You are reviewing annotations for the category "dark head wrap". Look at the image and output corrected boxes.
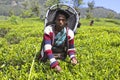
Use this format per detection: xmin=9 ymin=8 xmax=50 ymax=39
xmin=54 ymin=10 xmax=70 ymax=20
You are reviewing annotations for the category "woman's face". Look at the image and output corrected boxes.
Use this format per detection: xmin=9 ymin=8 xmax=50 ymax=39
xmin=55 ymin=14 xmax=67 ymax=28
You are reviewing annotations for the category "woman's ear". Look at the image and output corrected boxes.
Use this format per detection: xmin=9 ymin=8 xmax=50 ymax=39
xmin=65 ymin=22 xmax=67 ymax=26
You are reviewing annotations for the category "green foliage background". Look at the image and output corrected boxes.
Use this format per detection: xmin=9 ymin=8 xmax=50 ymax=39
xmin=0 ymin=17 xmax=120 ymax=80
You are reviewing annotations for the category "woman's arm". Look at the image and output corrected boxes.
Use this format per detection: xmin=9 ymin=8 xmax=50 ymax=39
xmin=44 ymin=26 xmax=59 ymax=68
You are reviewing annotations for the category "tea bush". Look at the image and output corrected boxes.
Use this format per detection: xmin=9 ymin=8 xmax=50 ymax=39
xmin=0 ymin=18 xmax=120 ymax=80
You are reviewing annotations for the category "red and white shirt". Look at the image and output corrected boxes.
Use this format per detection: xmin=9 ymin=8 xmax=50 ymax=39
xmin=44 ymin=25 xmax=76 ymax=68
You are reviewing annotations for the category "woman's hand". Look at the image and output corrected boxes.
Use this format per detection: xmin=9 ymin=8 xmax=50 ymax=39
xmin=71 ymin=57 xmax=77 ymax=65
xmin=55 ymin=65 xmax=62 ymax=72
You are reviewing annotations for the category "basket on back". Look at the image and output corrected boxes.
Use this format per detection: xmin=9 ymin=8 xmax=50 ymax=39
xmin=45 ymin=3 xmax=79 ymax=32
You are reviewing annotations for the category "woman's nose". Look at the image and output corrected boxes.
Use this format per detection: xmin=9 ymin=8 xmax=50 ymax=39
xmin=59 ymin=20 xmax=63 ymax=23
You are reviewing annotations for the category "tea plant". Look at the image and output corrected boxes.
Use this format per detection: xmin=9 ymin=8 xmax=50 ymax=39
xmin=0 ymin=18 xmax=120 ymax=80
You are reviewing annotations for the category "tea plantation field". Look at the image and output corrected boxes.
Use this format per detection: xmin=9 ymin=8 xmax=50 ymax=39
xmin=0 ymin=17 xmax=120 ymax=80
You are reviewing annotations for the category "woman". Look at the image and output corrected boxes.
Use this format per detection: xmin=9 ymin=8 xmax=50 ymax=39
xmin=41 ymin=10 xmax=77 ymax=72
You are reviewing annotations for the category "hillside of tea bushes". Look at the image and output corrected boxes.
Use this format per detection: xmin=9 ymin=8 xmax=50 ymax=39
xmin=0 ymin=17 xmax=120 ymax=80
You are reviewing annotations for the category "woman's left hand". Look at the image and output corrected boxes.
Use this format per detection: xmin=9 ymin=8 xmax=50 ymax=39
xmin=71 ymin=57 xmax=77 ymax=65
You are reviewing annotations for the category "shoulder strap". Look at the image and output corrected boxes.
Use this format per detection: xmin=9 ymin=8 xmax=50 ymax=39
xmin=66 ymin=27 xmax=69 ymax=51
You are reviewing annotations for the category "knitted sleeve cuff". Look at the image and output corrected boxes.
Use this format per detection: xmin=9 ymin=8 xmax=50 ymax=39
xmin=70 ymin=54 xmax=75 ymax=59
xmin=50 ymin=61 xmax=59 ymax=68
xmin=69 ymin=52 xmax=75 ymax=59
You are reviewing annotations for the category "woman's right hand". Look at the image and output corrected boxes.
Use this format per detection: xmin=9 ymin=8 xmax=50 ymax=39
xmin=55 ymin=65 xmax=62 ymax=72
